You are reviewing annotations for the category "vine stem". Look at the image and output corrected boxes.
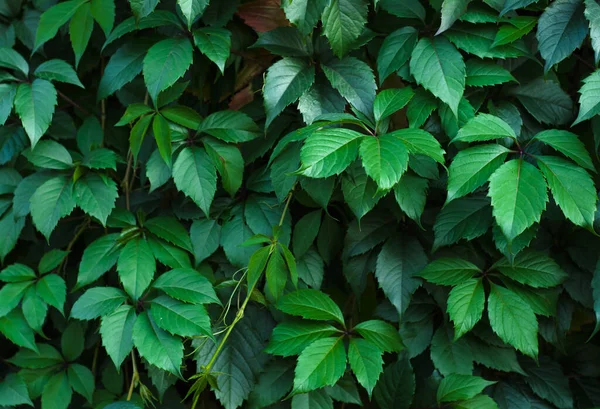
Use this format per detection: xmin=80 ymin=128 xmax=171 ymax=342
xmin=127 ymin=351 xmax=139 ymax=401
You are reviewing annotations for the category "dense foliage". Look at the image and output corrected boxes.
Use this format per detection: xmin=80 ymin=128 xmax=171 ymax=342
xmin=1 ymin=0 xmax=600 ymax=408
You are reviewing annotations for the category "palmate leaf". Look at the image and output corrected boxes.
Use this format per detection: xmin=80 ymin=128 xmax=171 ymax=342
xmin=143 ymin=37 xmax=193 ymax=102
xmin=292 ymin=336 xmax=347 ymax=394
xmin=321 ymin=0 xmax=368 ymax=58
xmin=488 ymin=159 xmax=548 ymax=243
xmin=410 ymin=37 xmax=465 ymax=116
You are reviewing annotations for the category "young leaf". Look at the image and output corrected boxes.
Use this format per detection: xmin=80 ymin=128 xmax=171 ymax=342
xmin=292 ymin=336 xmax=347 ymax=394
xmin=488 ymin=159 xmax=548 ymax=243
xmin=276 ymin=289 xmax=345 ymax=325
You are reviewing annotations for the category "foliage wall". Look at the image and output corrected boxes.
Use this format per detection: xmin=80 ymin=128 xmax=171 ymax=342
xmin=1 ymin=0 xmax=600 ymax=408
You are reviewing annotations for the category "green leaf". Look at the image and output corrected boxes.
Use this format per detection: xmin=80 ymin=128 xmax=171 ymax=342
xmin=495 ymin=250 xmax=567 ymax=288
xmin=0 ymin=47 xmax=29 ymax=77
xmin=152 ymin=114 xmax=172 ymax=167
xmin=0 ymin=84 xmax=16 ymax=127
xmin=281 ymin=0 xmax=328 ymax=35
xmin=251 ymin=26 xmax=310 ymax=57
xmin=410 ymin=37 xmax=465 ymax=116
xmin=493 ymin=16 xmax=537 ymax=47
xmin=488 ymin=283 xmax=538 ymax=358
xmin=419 ymin=257 xmax=481 ymax=286
xmin=353 ymin=320 xmax=403 ymax=352
xmin=23 ymin=140 xmax=73 ymax=169
xmin=322 ymin=57 xmax=376 ymax=120
xmin=277 ymin=289 xmax=345 ymax=325
xmin=373 ymin=357 xmax=415 ymax=409
xmin=266 ymin=247 xmax=288 ymax=299
xmin=373 ymin=88 xmax=415 ymax=123
xmin=98 ymin=41 xmax=149 ymax=100
xmin=148 ymin=236 xmax=192 ymax=269
xmin=0 ymin=280 xmax=31 ymax=317
xmin=161 ymin=105 xmax=202 ymax=129
xmin=0 ymin=212 xmax=26 ymax=264
xmin=522 ymin=357 xmax=573 ymax=409
xmin=190 ymin=219 xmax=220 ymax=265
xmin=145 ymin=216 xmax=193 ymax=252
xmin=347 ymin=338 xmax=383 ymax=397
xmin=82 ymin=148 xmax=117 ymax=170
xmin=444 ymin=24 xmax=530 ymax=59
xmin=100 ymin=305 xmax=136 ymax=368
xmin=69 ymin=3 xmax=93 ymax=67
xmin=38 ymin=251 xmax=68 ymax=275
xmin=14 ymin=79 xmax=57 ymax=148
xmin=150 ymin=295 xmax=212 ymax=338
xmin=437 ymin=374 xmax=495 ymax=403
xmin=74 ymin=173 xmax=118 ymax=226
xmin=132 ymin=311 xmax=183 ymax=376
xmin=574 ymin=69 xmax=600 ymax=125
xmin=67 ymin=364 xmax=94 ymax=403
xmin=130 ymin=0 xmax=159 ymax=20
xmin=41 ymin=371 xmax=72 ymax=409
xmin=453 ymin=113 xmax=516 ymax=143
xmin=90 ymin=0 xmax=115 ymax=35
xmin=585 ymin=0 xmax=600 ymax=65
xmin=172 ymin=147 xmax=217 ymax=217
xmin=152 ymin=268 xmax=220 ymax=305
xmin=117 ymin=237 xmax=156 ymax=301
xmin=291 ymin=390 xmax=333 ymax=409
xmin=387 ymin=128 xmax=445 ymax=164
xmin=438 ymin=0 xmax=473 ymax=34
xmin=509 ymin=78 xmax=574 ymax=125
xmin=264 ymin=57 xmax=315 ymax=128
xmin=22 ymin=287 xmax=47 ymax=332
xmin=0 ymin=373 xmax=33 ymax=406
xmin=0 ymin=263 xmax=36 ymax=283
xmin=359 ymin=133 xmax=409 ymax=190
xmin=465 ymin=59 xmax=517 ymax=87
xmin=146 ymin=149 xmax=171 ymax=192
xmin=321 ymin=0 xmax=368 ymax=58
xmin=292 ymin=336 xmax=346 ymax=394
xmin=406 ymin=89 xmax=438 ymax=129
xmin=394 ymin=173 xmax=428 ymax=227
xmin=36 ymin=274 xmax=66 ymax=315
xmin=297 ymin=78 xmax=347 ymax=125
xmin=300 ymin=128 xmax=363 ymax=178
xmin=532 ymin=129 xmax=595 ymax=171
xmin=378 ymin=0 xmax=425 ymax=20
xmin=198 ymin=110 xmax=260 ymax=143
xmin=30 ymin=175 xmax=75 ymax=241
xmin=71 ymin=287 xmax=127 ymax=320
xmin=178 ymin=0 xmax=208 ymax=28
xmin=488 ymin=159 xmax=548 ymax=243
xmin=266 ymin=321 xmax=339 ymax=357
xmin=377 ymin=27 xmax=418 ymax=84
xmin=447 ymin=144 xmax=511 ymax=203
xmin=2 ymin=311 xmax=39 ymax=354
xmin=193 ymin=27 xmax=231 ymax=73
xmin=76 ymin=233 xmax=120 ymax=289
xmin=341 ymin=163 xmax=386 ymax=220
xmin=434 ymin=195 xmax=492 ymax=250
xmin=501 ymin=0 xmax=538 ymax=15
xmin=375 ymin=236 xmax=427 ymax=319
xmin=447 ymin=278 xmax=485 ymax=340
xmin=33 ymin=59 xmax=83 ymax=88
xmin=33 ymin=0 xmax=88 ymax=52
xmin=536 ymin=0 xmax=588 ymax=72
xmin=143 ymin=37 xmax=193 ymax=102
xmin=293 ymin=210 xmax=322 ymax=259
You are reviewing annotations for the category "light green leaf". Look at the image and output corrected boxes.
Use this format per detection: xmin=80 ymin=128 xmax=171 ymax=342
xmin=198 ymin=110 xmax=260 ymax=143
xmin=0 ymin=280 xmax=32 ymax=317
xmin=129 ymin=0 xmax=159 ymax=20
xmin=76 ymin=233 xmax=120 ymax=289
xmin=292 ymin=336 xmax=346 ymax=394
xmin=74 ymin=173 xmax=118 ymax=226
xmin=172 ymin=146 xmax=217 ymax=217
xmin=152 ymin=114 xmax=171 ymax=167
xmin=322 ymin=56 xmax=376 ymax=120
xmin=193 ymin=27 xmax=231 ymax=73
xmin=321 ymin=0 xmax=368 ymax=58
xmin=453 ymin=113 xmax=516 ymax=143
xmin=419 ymin=257 xmax=480 ymax=286
xmin=536 ymin=0 xmax=588 ymax=72
xmin=161 ymin=105 xmax=202 ymax=129
xmin=71 ymin=287 xmax=127 ymax=320
xmin=152 ymin=268 xmax=220 ymax=305
xmin=488 ymin=283 xmax=538 ymax=357
xmin=36 ymin=274 xmax=66 ymax=315
xmin=33 ymin=59 xmax=83 ymax=87
xmin=23 ymin=140 xmax=73 ymax=169
xmin=147 ymin=236 xmax=192 ymax=269
xmin=0 ymin=373 xmax=33 ymax=407
xmin=488 ymin=159 xmax=548 ymax=243
xmin=90 ymin=0 xmax=115 ymax=35
xmin=353 ymin=320 xmax=403 ymax=353
xmin=30 ymin=175 xmax=75 ymax=241
xmin=264 ymin=58 xmax=315 ymax=128
xmin=277 ymin=289 xmax=345 ymax=325
xmin=0 ymin=47 xmax=29 ymax=76
xmin=33 ymin=0 xmax=88 ymax=52
xmin=41 ymin=371 xmax=72 ymax=409
xmin=448 ymin=278 xmax=485 ymax=340
xmin=82 ymin=148 xmax=117 ymax=170
xmin=373 ymin=88 xmax=415 ymax=123
xmin=532 ymin=129 xmax=595 ymax=171
xmin=387 ymin=128 xmax=445 ymax=164
xmin=0 ymin=263 xmax=36 ymax=283
xmin=375 ymin=236 xmax=427 ymax=319
xmin=300 ymin=128 xmax=363 ymax=178
xmin=574 ymin=69 xmax=600 ymax=125
xmin=437 ymin=374 xmax=495 ymax=403
xmin=447 ymin=144 xmax=511 ymax=203
xmin=438 ymin=0 xmax=472 ymax=34
xmin=377 ymin=27 xmax=418 ymax=85
xmin=359 ymin=133 xmax=409 ymax=190
xmin=393 ymin=173 xmax=428 ymax=227
xmin=132 ymin=311 xmax=183 ymax=376
xmin=266 ymin=321 xmax=339 ymax=357
xmin=117 ymin=238 xmax=156 ymax=301
xmin=444 ymin=24 xmax=530 ymax=59
xmin=0 ymin=310 xmax=38 ymax=351
xmin=145 ymin=216 xmax=192 ymax=252
xmin=410 ymin=37 xmax=465 ymax=116
xmin=22 ymin=287 xmax=48 ymax=332
xmin=100 ymin=305 xmax=136 ymax=368
xmin=494 ymin=250 xmax=568 ymax=288
xmin=14 ymin=79 xmax=57 ymax=148
xmin=493 ymin=16 xmax=537 ymax=47
xmin=281 ymin=0 xmax=328 ymax=35
xmin=433 ymin=195 xmax=492 ymax=250
xmin=150 ymin=295 xmax=212 ymax=338
xmin=585 ymin=0 xmax=600 ymax=65
xmin=348 ymin=338 xmax=383 ymax=397
xmin=178 ymin=0 xmax=208 ymax=28
xmin=69 ymin=3 xmax=93 ymax=67
xmin=465 ymin=59 xmax=517 ymax=87
xmin=0 ymin=84 xmax=16 ymax=126
xmin=143 ymin=37 xmax=193 ymax=102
